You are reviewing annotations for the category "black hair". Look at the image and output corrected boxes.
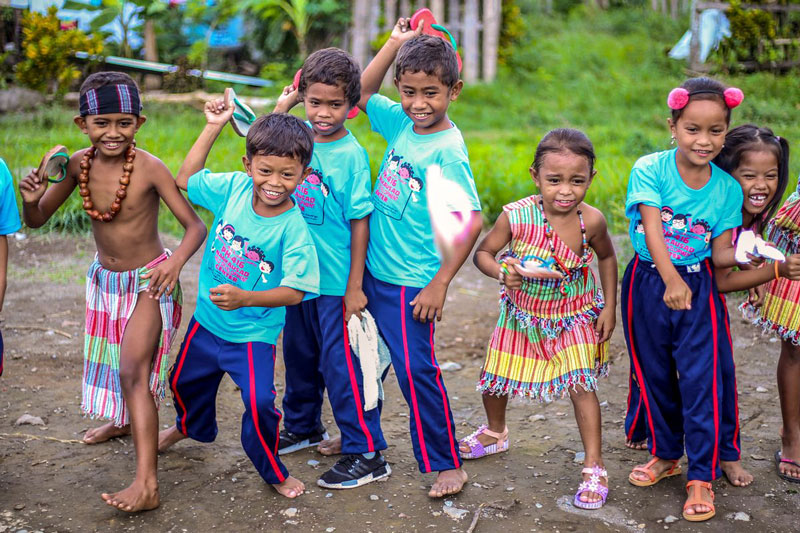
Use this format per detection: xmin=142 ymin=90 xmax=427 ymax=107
xmin=232 ymin=235 xmax=248 ymax=245
xmin=713 ymin=124 xmax=790 ymax=233
xmin=661 ymin=206 xmax=673 ymax=214
xmin=671 ymin=77 xmax=731 ymax=124
xmin=395 ymin=34 xmax=460 ymax=89
xmin=298 ymin=47 xmax=361 ymax=109
xmin=532 ymin=128 xmax=596 ymax=174
xmin=673 ymin=214 xmax=687 ymax=223
xmin=247 ymin=245 xmax=265 ymax=261
xmin=222 ymin=224 xmax=235 ymax=235
xmin=79 ymin=71 xmax=139 ymax=101
xmin=246 ymin=112 xmax=314 ymax=166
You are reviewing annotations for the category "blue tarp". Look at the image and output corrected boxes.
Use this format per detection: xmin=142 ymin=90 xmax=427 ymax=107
xmin=669 ymin=9 xmax=731 ymax=63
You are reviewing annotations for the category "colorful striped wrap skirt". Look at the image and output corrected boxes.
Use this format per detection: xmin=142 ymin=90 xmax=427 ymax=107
xmin=478 ymin=196 xmax=609 ymax=402
xmin=741 ymin=189 xmax=800 ymax=345
xmin=82 ymin=251 xmax=182 ymax=426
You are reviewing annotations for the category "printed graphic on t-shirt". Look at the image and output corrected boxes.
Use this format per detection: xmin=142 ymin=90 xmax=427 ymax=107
xmin=294 ymin=169 xmax=330 ymax=225
xmin=208 ymin=219 xmax=275 ymax=290
xmin=372 ymin=149 xmax=423 ymax=220
xmin=659 ymin=206 xmax=712 ymax=260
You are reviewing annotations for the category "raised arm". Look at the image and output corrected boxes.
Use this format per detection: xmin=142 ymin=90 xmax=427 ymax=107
xmin=273 ymin=85 xmax=301 ymax=114
xmin=175 ymin=90 xmax=234 ymax=191
xmin=358 ymin=18 xmax=423 ymax=111
xmin=19 ymin=153 xmax=82 ymax=228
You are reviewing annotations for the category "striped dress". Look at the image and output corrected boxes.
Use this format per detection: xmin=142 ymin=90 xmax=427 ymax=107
xmin=478 ymin=196 xmax=609 ymax=401
xmin=742 ymin=185 xmax=800 ymax=344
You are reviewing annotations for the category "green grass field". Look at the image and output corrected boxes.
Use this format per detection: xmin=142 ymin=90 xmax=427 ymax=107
xmin=2 ymin=8 xmax=799 ymax=236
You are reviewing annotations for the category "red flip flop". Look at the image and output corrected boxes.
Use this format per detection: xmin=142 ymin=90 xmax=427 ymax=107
xmin=409 ymin=8 xmax=463 ymax=72
xmin=293 ymin=68 xmax=360 ymax=120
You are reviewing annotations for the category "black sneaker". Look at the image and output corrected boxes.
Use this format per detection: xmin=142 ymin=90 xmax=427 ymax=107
xmin=317 ymin=452 xmax=392 ymax=489
xmin=277 ymin=425 xmax=329 ymax=455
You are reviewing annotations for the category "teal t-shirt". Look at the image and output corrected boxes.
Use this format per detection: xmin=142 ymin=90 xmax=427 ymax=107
xmin=188 ymin=169 xmax=320 ymax=344
xmin=625 ymin=149 xmax=743 ymax=265
xmin=293 ymin=131 xmax=373 ymax=296
xmin=0 ymin=159 xmax=21 ymax=235
xmin=365 ymin=94 xmax=481 ymax=288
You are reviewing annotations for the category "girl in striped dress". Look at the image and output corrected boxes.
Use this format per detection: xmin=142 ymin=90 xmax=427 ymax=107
xmin=458 ymin=129 xmax=618 ymax=509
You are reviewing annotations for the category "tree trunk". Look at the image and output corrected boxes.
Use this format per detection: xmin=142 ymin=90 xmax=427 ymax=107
xmin=143 ymin=19 xmax=160 ymax=90
xmin=447 ymin=0 xmax=461 ymax=43
xmin=431 ymin=0 xmax=444 ymax=21
xmin=462 ymin=0 xmax=479 ymax=82
xmin=351 ymin=0 xmax=370 ymax=69
xmin=482 ymin=0 xmax=500 ymax=81
xmin=383 ymin=0 xmax=398 ymax=87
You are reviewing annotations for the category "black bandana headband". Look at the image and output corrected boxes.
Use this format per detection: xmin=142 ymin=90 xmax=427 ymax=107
xmin=79 ymin=84 xmax=142 ymax=117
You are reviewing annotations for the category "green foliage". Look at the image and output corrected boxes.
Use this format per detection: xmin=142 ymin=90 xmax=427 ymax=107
xmin=499 ymin=0 xmax=525 ymax=65
xmin=15 ymin=6 xmax=104 ymax=95
xmin=162 ymin=56 xmax=203 ymax=93
xmin=716 ymin=0 xmax=800 ymax=69
xmin=259 ymin=61 xmax=290 ymax=84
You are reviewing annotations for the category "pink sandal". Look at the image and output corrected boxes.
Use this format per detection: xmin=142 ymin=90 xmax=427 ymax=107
xmin=573 ymin=464 xmax=609 ymax=510
xmin=459 ymin=424 xmax=509 ymax=459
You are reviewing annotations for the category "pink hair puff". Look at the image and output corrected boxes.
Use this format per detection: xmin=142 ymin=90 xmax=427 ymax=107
xmin=667 ymin=88 xmax=690 ymax=110
xmin=724 ymin=87 xmax=744 ymax=108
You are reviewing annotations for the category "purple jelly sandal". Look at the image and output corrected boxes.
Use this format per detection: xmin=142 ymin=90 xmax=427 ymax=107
xmin=573 ymin=465 xmax=609 ymax=510
xmin=458 ymin=424 xmax=509 ymax=460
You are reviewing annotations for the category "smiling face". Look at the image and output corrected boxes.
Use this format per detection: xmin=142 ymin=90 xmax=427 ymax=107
xmin=730 ymin=149 xmax=780 ymax=225
xmin=243 ymin=154 xmax=310 ymax=216
xmin=303 ymin=82 xmax=350 ymax=142
xmin=395 ymin=70 xmax=462 ymax=134
xmin=530 ymin=150 xmax=595 ymax=215
xmin=75 ymin=112 xmax=145 ymax=158
xmin=669 ymin=99 xmax=728 ymax=172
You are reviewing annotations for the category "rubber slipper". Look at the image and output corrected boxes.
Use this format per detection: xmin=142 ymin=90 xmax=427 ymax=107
xmin=682 ymin=480 xmax=715 ymax=522
xmin=775 ymin=450 xmax=800 ymax=483
xmin=37 ymin=145 xmax=69 ymax=183
xmin=226 ymin=88 xmax=257 ymax=137
xmin=409 ymin=8 xmax=463 ymax=72
xmin=628 ymin=457 xmax=681 ymax=487
xmin=292 ymin=68 xmax=359 ymax=119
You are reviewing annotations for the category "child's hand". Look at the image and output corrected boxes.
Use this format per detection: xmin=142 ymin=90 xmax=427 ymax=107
xmin=663 ymin=277 xmax=692 ymax=310
xmin=747 ymin=285 xmax=765 ymax=308
xmin=389 ymin=17 xmax=423 ymax=44
xmin=779 ymin=254 xmax=800 ymax=280
xmin=141 ymin=257 xmax=181 ymax=299
xmin=501 ymin=257 xmax=523 ymax=290
xmin=344 ymin=287 xmax=368 ymax=322
xmin=18 ymin=168 xmax=47 ymax=204
xmin=745 ymin=252 xmax=765 ymax=268
xmin=209 ymin=284 xmax=249 ymax=310
xmin=274 ymin=85 xmax=301 ymax=113
xmin=410 ymin=280 xmax=447 ymax=323
xmin=204 ymin=89 xmax=235 ymax=126
xmin=595 ymin=307 xmax=616 ymax=343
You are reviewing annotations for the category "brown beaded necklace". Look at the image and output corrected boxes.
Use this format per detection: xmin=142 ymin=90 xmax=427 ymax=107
xmin=78 ymin=142 xmax=135 ymax=222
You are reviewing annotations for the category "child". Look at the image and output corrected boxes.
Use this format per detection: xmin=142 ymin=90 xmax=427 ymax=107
xmin=624 ymin=77 xmax=747 ymax=522
xmin=18 ymin=72 xmax=206 ymax=512
xmin=460 ymin=128 xmax=617 ymax=509
xmin=0 ymin=158 xmax=21 ymax=377
xmin=714 ymin=126 xmax=800 ymax=484
xmin=157 ymin=96 xmax=320 ymax=500
xmin=355 ymin=18 xmax=483 ymax=497
xmin=271 ymin=48 xmax=387 ymax=488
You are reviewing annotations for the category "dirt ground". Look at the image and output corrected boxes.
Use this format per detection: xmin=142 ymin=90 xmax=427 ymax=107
xmin=0 ymin=233 xmax=798 ymax=533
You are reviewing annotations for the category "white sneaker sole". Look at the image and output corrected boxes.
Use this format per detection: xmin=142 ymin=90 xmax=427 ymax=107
xmin=277 ymin=431 xmax=330 ymax=456
xmin=316 ymin=463 xmax=392 ymax=489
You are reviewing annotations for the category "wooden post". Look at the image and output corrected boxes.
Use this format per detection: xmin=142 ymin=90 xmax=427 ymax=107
xmin=431 ymin=0 xmax=445 ymax=21
xmin=688 ymin=0 xmax=701 ymax=71
xmin=482 ymin=0 xmax=501 ymax=81
xmin=462 ymin=0 xmax=479 ymax=82
xmin=400 ymin=0 xmax=411 ymax=18
xmin=351 ymin=0 xmax=371 ymax=69
xmin=448 ymin=0 xmax=461 ymax=44
xmin=383 ymin=0 xmax=397 ymax=86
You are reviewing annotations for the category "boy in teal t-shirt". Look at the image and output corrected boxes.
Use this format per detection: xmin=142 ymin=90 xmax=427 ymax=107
xmin=355 ymin=19 xmax=482 ymax=497
xmin=0 ymin=158 xmax=21 ymax=377
xmin=272 ymin=48 xmax=390 ymax=489
xmin=158 ymin=98 xmax=319 ymax=500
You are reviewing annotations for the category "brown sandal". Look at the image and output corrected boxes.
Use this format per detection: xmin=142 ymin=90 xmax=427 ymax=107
xmin=628 ymin=457 xmax=681 ymax=487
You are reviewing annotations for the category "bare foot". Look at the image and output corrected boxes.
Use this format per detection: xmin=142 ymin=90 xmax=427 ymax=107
xmin=158 ymin=425 xmax=187 ymax=453
xmin=318 ymin=436 xmax=341 ymax=456
xmin=272 ymin=476 xmax=305 ymax=498
xmin=683 ymin=483 xmax=714 ymax=516
xmin=428 ymin=467 xmax=468 ymax=498
xmin=101 ymin=480 xmax=159 ymax=512
xmin=624 ymin=439 xmax=647 ymax=450
xmin=721 ymin=460 xmax=754 ymax=487
xmin=629 ymin=457 xmax=676 ymax=484
xmin=83 ymin=422 xmax=130 ymax=444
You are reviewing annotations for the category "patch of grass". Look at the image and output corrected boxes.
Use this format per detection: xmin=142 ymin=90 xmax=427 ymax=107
xmin=2 ymin=8 xmax=798 ymax=237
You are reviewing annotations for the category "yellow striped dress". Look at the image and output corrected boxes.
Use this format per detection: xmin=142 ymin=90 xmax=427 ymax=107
xmin=744 ymin=187 xmax=800 ymax=344
xmin=478 ymin=196 xmax=609 ymax=401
